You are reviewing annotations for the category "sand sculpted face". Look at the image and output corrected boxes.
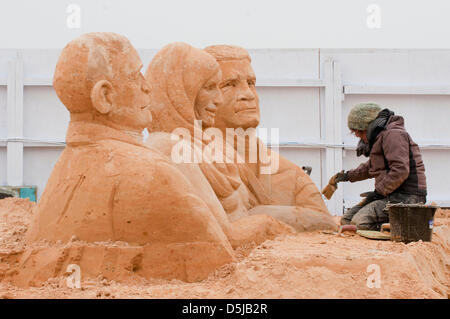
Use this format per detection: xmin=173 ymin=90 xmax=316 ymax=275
xmin=194 ymin=71 xmax=222 ymax=128
xmin=146 ymin=42 xmax=223 ymax=134
xmin=204 ymin=47 xmax=260 ymax=131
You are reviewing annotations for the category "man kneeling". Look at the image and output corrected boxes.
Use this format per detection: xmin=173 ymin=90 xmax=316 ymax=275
xmin=331 ymin=103 xmax=427 ymax=230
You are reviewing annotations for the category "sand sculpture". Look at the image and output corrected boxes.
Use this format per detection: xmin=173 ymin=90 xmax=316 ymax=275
xmin=144 ymin=42 xmax=293 ymax=247
xmin=11 ymin=33 xmax=257 ymax=286
xmin=203 ymin=45 xmax=337 ymax=231
xmin=144 ymin=42 xmax=334 ymax=233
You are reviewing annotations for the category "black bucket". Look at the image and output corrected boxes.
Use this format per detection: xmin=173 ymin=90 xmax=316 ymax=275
xmin=386 ymin=203 xmax=438 ymax=243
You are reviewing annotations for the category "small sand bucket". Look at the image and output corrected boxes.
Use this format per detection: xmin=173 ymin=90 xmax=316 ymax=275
xmin=385 ymin=203 xmax=438 ymax=243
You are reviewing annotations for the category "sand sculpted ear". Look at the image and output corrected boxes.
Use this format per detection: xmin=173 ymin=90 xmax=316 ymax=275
xmin=91 ymin=80 xmax=114 ymax=114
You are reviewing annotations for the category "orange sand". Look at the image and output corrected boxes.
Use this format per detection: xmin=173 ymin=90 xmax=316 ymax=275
xmin=0 ymin=198 xmax=35 ymax=253
xmin=0 ymin=198 xmax=448 ymax=299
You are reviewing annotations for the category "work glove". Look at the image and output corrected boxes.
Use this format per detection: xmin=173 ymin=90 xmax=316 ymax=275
xmin=360 ymin=190 xmax=385 ymax=205
xmin=332 ymin=170 xmax=349 ymax=184
xmin=322 ymin=170 xmax=349 ymax=200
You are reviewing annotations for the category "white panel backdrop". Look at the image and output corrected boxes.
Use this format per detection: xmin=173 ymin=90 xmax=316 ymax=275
xmin=1 ymin=48 xmax=449 ymax=215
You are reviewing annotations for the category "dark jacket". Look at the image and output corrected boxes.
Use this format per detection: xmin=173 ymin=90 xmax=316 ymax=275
xmin=347 ymin=115 xmax=427 ymax=197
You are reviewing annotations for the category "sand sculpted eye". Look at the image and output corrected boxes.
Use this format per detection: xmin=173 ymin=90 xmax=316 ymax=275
xmin=221 ymin=79 xmax=238 ymax=89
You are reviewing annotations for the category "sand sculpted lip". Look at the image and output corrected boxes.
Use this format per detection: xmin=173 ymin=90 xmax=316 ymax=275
xmin=235 ymin=104 xmax=257 ymax=113
xmin=236 ymin=108 xmax=257 ymax=114
xmin=205 ymin=105 xmax=217 ymax=116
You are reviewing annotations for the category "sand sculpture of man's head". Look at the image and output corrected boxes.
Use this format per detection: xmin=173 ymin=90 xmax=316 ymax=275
xmin=53 ymin=32 xmax=152 ymax=135
xmin=203 ymin=45 xmax=260 ymax=132
xmin=146 ymin=42 xmax=222 ymax=133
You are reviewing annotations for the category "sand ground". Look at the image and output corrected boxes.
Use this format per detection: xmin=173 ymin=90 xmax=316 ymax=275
xmin=0 ymin=198 xmax=448 ymax=299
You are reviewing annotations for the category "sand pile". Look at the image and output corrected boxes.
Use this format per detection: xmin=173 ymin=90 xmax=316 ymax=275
xmin=0 ymin=198 xmax=35 ymax=253
xmin=435 ymin=207 xmax=450 ymax=226
xmin=0 ymin=198 xmax=448 ymax=298
xmin=0 ymin=198 xmax=35 ymax=285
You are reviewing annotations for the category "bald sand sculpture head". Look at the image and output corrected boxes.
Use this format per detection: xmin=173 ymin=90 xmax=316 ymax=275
xmin=54 ymin=32 xmax=152 ymax=133
xmin=146 ymin=42 xmax=222 ymax=132
xmin=204 ymin=45 xmax=260 ymax=131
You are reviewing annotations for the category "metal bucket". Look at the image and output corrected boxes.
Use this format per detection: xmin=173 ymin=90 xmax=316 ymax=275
xmin=386 ymin=203 xmax=438 ymax=243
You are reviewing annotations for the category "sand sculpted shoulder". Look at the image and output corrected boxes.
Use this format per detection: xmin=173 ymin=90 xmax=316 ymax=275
xmin=244 ymin=148 xmax=335 ymax=232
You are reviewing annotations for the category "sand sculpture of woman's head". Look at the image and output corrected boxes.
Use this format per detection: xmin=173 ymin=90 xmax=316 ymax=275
xmin=203 ymin=45 xmax=260 ymax=131
xmin=53 ymin=32 xmax=152 ymax=135
xmin=145 ymin=42 xmax=222 ymax=133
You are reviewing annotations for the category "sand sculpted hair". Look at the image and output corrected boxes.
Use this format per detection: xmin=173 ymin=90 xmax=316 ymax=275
xmin=145 ymin=42 xmax=221 ymax=134
xmin=53 ymin=32 xmax=132 ymax=113
xmin=204 ymin=45 xmax=251 ymax=62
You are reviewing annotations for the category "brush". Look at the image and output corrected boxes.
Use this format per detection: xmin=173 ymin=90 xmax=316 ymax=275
xmin=321 ymin=181 xmax=337 ymax=200
xmin=321 ymin=173 xmax=340 ymax=200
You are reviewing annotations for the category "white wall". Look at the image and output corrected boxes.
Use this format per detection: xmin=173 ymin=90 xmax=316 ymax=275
xmin=1 ymin=48 xmax=449 ymax=214
xmin=321 ymin=50 xmax=450 ymax=209
xmin=2 ymin=0 xmax=450 ymax=49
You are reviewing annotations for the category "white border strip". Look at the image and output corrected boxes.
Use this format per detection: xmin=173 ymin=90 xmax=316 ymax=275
xmin=345 ymin=85 xmax=450 ymax=95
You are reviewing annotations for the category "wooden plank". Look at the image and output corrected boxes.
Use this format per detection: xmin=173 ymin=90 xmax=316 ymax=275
xmin=6 ymin=59 xmax=24 ymax=186
xmin=23 ymin=77 xmax=53 ymax=86
xmin=20 ymin=77 xmax=326 ymax=88
xmin=256 ymin=78 xmax=325 ymax=87
xmin=344 ymin=85 xmax=450 ymax=95
xmin=343 ymin=144 xmax=450 ymax=150
xmin=323 ymin=59 xmax=338 ymax=214
xmin=332 ymin=61 xmax=344 ymax=215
